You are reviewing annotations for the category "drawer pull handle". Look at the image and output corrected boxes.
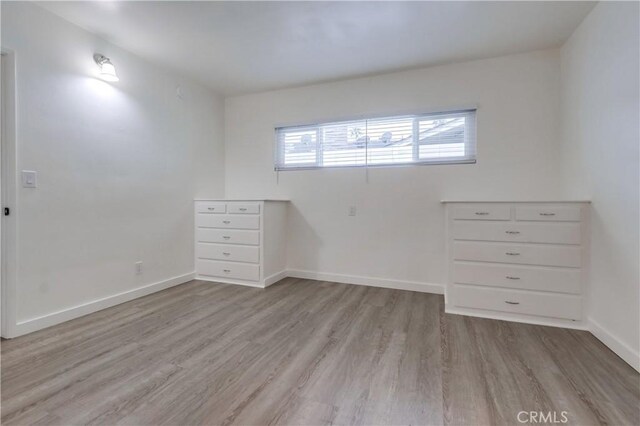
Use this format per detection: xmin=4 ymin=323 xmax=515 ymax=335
xmin=207 ymin=207 xmax=216 ymax=211
xmin=540 ymin=212 xmax=556 ymax=216
xmin=505 ymin=276 xmax=520 ymax=280
xmin=239 ymin=208 xmax=247 ymax=211
xmin=505 ymin=252 xmax=520 ymax=256
xmin=475 ymin=212 xmax=489 ymax=216
xmin=222 ymin=236 xmax=231 ymax=239
xmin=223 ymin=269 xmax=231 ymax=273
xmin=223 ymin=252 xmax=231 ymax=256
xmin=505 ymin=301 xmax=520 ymax=305
xmin=223 ymin=220 xmax=231 ymax=224
xmin=505 ymin=231 xmax=520 ymax=235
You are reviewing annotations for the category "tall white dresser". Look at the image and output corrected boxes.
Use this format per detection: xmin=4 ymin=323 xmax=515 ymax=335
xmin=443 ymin=201 xmax=590 ymax=329
xmin=194 ymin=199 xmax=288 ymax=288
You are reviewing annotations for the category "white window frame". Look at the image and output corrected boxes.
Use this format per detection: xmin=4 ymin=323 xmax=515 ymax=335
xmin=275 ymin=108 xmax=477 ymax=171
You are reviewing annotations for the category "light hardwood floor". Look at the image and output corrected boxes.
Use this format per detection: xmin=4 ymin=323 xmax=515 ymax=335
xmin=2 ymin=278 xmax=639 ymax=425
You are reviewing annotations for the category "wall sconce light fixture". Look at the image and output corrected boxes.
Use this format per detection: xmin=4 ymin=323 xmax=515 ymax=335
xmin=94 ymin=54 xmax=119 ymax=82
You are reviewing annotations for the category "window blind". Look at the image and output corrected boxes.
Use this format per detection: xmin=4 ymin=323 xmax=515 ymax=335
xmin=275 ymin=109 xmax=476 ymax=170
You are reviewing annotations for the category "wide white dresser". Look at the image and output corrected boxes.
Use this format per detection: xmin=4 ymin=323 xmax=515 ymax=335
xmin=443 ymin=201 xmax=590 ymax=328
xmin=194 ymin=199 xmax=288 ymax=288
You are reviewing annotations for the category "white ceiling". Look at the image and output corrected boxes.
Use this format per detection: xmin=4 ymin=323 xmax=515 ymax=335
xmin=37 ymin=1 xmax=596 ymax=96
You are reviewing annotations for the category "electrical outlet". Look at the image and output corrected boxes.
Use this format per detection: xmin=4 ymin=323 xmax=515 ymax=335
xmin=135 ymin=261 xmax=143 ymax=275
xmin=348 ymin=206 xmax=357 ymax=216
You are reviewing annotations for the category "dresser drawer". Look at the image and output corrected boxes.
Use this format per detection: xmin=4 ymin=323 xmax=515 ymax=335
xmin=452 ymin=221 xmax=581 ymax=245
xmin=515 ymin=206 xmax=581 ymax=222
xmin=453 ymin=262 xmax=581 ymax=294
xmin=196 ymin=214 xmax=260 ymax=230
xmin=453 ymin=241 xmax=581 ymax=267
xmin=196 ymin=229 xmax=260 ymax=245
xmin=453 ymin=205 xmax=511 ymax=221
xmin=196 ymin=202 xmax=226 ymax=214
xmin=196 ymin=243 xmax=259 ymax=263
xmin=197 ymin=259 xmax=260 ymax=281
xmin=452 ymin=285 xmax=582 ymax=320
xmin=228 ymin=203 xmax=260 ymax=214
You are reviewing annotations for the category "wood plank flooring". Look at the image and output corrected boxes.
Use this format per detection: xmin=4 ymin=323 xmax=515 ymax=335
xmin=2 ymin=278 xmax=638 ymax=425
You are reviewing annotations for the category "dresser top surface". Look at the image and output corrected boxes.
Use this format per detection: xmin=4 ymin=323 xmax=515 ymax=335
xmin=441 ymin=200 xmax=591 ymax=204
xmin=194 ymin=199 xmax=290 ymax=202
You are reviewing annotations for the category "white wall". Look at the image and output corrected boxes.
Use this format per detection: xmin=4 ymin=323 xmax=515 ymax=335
xmin=2 ymin=1 xmax=636 ymax=372
xmin=1 ymin=2 xmax=225 ymax=333
xmin=561 ymin=2 xmax=640 ymax=370
xmin=225 ymin=49 xmax=564 ymax=289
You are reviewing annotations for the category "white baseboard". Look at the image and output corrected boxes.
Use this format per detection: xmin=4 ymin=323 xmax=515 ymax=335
xmin=264 ymin=270 xmax=288 ymax=287
xmin=589 ymin=318 xmax=640 ymax=372
xmin=286 ymin=269 xmax=444 ymax=295
xmin=445 ymin=304 xmax=589 ymax=331
xmin=196 ymin=275 xmax=264 ymax=288
xmin=8 ymin=272 xmax=196 ymax=338
xmin=195 ymin=271 xmax=288 ymax=289
xmin=8 ymin=269 xmax=639 ymax=373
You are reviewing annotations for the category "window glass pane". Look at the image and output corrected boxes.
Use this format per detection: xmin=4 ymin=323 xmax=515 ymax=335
xmin=418 ymin=114 xmax=467 ymax=159
xmin=282 ymin=129 xmax=317 ymax=166
xmin=322 ymin=120 xmax=367 ymax=167
xmin=275 ymin=109 xmax=476 ymax=170
xmin=366 ymin=116 xmax=414 ymax=165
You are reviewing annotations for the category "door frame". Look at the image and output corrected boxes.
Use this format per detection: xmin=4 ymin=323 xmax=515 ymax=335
xmin=1 ymin=48 xmax=18 ymax=338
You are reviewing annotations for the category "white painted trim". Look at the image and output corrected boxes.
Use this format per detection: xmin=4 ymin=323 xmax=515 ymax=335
xmin=9 ymin=268 xmax=638 ymax=375
xmin=196 ymin=275 xmax=264 ymax=288
xmin=197 ymin=269 xmax=442 ymax=294
xmin=286 ymin=269 xmax=444 ymax=294
xmin=589 ymin=318 xmax=640 ymax=372
xmin=194 ymin=199 xmax=290 ymax=202
xmin=7 ymin=272 xmax=196 ymax=338
xmin=441 ymin=200 xmax=591 ymax=204
xmin=444 ymin=304 xmax=589 ymax=331
xmin=264 ymin=270 xmax=288 ymax=287
xmin=1 ymin=49 xmax=18 ymax=339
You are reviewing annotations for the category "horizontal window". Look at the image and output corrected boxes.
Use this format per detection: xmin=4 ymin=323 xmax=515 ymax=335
xmin=275 ymin=109 xmax=476 ymax=170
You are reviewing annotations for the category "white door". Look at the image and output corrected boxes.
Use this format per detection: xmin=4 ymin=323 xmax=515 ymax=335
xmin=1 ymin=51 xmax=3 ymax=330
xmin=1 ymin=49 xmax=17 ymax=337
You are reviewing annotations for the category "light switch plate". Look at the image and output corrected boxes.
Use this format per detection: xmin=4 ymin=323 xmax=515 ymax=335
xmin=22 ymin=170 xmax=37 ymax=188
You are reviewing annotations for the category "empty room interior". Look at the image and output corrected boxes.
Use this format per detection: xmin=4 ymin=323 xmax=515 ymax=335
xmin=1 ymin=1 xmax=639 ymax=425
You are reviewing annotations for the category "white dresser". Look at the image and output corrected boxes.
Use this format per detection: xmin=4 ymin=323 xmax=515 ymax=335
xmin=443 ymin=201 xmax=590 ymax=328
xmin=194 ymin=199 xmax=288 ymax=288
